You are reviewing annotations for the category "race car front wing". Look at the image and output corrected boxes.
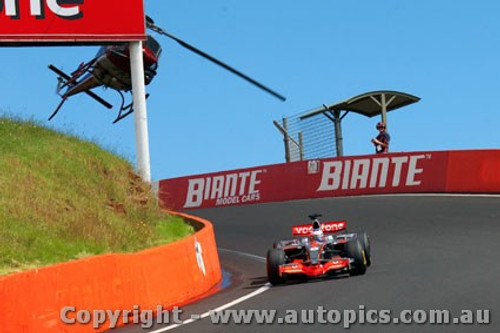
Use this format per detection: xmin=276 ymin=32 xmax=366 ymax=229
xmin=279 ymin=258 xmax=351 ymax=278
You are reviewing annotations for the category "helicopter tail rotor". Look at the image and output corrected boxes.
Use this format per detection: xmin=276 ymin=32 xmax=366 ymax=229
xmin=56 ymin=76 xmax=65 ymax=95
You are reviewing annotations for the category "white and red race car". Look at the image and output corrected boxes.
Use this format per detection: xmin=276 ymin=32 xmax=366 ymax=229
xmin=266 ymin=214 xmax=371 ymax=285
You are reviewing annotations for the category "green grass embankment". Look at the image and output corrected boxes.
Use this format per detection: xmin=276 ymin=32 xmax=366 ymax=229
xmin=0 ymin=117 xmax=192 ymax=275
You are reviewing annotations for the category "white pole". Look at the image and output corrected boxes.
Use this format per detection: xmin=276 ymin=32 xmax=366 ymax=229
xmin=129 ymin=41 xmax=151 ymax=183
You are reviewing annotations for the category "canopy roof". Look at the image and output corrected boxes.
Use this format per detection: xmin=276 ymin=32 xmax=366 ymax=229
xmin=301 ymin=90 xmax=421 ymax=119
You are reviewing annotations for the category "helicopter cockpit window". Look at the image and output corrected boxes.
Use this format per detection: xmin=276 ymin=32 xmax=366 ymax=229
xmin=145 ymin=37 xmax=162 ymax=58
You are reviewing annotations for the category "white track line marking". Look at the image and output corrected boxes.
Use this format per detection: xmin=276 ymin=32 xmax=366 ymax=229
xmin=147 ymin=250 xmax=268 ymax=332
xmin=218 ymin=248 xmax=266 ymax=263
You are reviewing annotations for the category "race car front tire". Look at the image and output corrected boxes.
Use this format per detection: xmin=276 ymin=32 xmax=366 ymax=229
xmin=358 ymin=232 xmax=371 ymax=267
xmin=267 ymin=248 xmax=286 ymax=285
xmin=345 ymin=239 xmax=367 ymax=276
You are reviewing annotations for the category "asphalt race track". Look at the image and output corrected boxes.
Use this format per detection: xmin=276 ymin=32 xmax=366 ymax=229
xmin=116 ymin=195 xmax=500 ymax=332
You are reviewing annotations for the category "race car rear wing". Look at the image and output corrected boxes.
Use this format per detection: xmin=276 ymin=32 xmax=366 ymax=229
xmin=292 ymin=221 xmax=347 ymax=237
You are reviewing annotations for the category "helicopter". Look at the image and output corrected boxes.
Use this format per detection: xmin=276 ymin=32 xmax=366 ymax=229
xmin=48 ymin=16 xmax=286 ymax=124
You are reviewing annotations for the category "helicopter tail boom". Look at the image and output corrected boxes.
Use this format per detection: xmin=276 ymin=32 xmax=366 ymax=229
xmin=48 ymin=65 xmax=113 ymax=115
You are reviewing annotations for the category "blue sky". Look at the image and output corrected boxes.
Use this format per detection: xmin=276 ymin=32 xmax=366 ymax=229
xmin=2 ymin=1 xmax=500 ymax=180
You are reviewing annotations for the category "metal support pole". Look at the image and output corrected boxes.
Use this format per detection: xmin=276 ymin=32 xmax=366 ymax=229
xmin=333 ymin=110 xmax=344 ymax=157
xmin=282 ymin=118 xmax=291 ymax=163
xmin=381 ymin=93 xmax=388 ymax=129
xmin=298 ymin=132 xmax=304 ymax=161
xmin=273 ymin=118 xmax=303 ymax=163
xmin=129 ymin=41 xmax=151 ymax=183
xmin=320 ymin=106 xmax=344 ymax=157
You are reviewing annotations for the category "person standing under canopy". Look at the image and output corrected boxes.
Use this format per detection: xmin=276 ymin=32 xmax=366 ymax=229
xmin=371 ymin=122 xmax=390 ymax=153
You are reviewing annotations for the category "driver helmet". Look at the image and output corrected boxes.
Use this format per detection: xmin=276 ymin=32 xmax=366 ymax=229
xmin=376 ymin=122 xmax=386 ymax=130
xmin=311 ymin=220 xmax=324 ymax=242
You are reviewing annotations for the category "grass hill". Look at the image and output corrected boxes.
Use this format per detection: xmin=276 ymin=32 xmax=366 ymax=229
xmin=0 ymin=117 xmax=192 ymax=275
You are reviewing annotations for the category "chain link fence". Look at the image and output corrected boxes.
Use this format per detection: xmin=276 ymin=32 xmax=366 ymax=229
xmin=274 ymin=108 xmax=337 ymax=162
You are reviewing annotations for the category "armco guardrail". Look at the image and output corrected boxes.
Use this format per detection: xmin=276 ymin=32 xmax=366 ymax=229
xmin=159 ymin=150 xmax=500 ymax=210
xmin=0 ymin=212 xmax=221 ymax=333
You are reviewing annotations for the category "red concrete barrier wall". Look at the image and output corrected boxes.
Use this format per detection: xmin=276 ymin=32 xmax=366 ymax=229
xmin=446 ymin=150 xmax=500 ymax=193
xmin=159 ymin=149 xmax=500 ymax=210
xmin=0 ymin=212 xmax=221 ymax=333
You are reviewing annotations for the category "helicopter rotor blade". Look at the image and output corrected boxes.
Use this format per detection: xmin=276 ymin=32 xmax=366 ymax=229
xmin=147 ymin=21 xmax=286 ymax=102
xmin=85 ymin=90 xmax=114 ymax=109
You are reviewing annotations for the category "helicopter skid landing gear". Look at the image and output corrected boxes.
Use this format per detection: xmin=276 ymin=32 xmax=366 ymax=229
xmin=112 ymin=91 xmax=150 ymax=124
xmin=48 ymin=97 xmax=68 ymax=121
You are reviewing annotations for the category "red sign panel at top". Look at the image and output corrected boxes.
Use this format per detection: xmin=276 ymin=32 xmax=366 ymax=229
xmin=0 ymin=0 xmax=146 ymax=43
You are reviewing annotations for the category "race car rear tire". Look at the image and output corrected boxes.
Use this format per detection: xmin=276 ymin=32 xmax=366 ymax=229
xmin=345 ymin=239 xmax=367 ymax=276
xmin=358 ymin=232 xmax=371 ymax=267
xmin=267 ymin=248 xmax=286 ymax=285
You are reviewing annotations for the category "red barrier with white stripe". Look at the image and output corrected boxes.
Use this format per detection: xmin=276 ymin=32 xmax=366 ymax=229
xmin=158 ymin=150 xmax=500 ymax=210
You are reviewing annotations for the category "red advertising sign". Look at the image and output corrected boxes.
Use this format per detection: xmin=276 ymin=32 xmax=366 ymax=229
xmin=158 ymin=150 xmax=500 ymax=210
xmin=0 ymin=0 xmax=146 ymax=43
xmin=159 ymin=151 xmax=454 ymax=210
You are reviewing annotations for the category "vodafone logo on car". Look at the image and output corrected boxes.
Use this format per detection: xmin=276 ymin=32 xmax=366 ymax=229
xmin=292 ymin=226 xmax=313 ymax=235
xmin=322 ymin=221 xmax=346 ymax=232
xmin=292 ymin=221 xmax=346 ymax=236
xmin=316 ymin=154 xmax=427 ymax=192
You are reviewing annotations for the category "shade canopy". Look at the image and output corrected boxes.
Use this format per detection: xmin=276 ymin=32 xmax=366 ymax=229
xmin=293 ymin=90 xmax=421 ymax=157
xmin=301 ymin=90 xmax=421 ymax=120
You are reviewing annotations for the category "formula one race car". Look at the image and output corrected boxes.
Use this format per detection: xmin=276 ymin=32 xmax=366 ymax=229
xmin=266 ymin=214 xmax=371 ymax=285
